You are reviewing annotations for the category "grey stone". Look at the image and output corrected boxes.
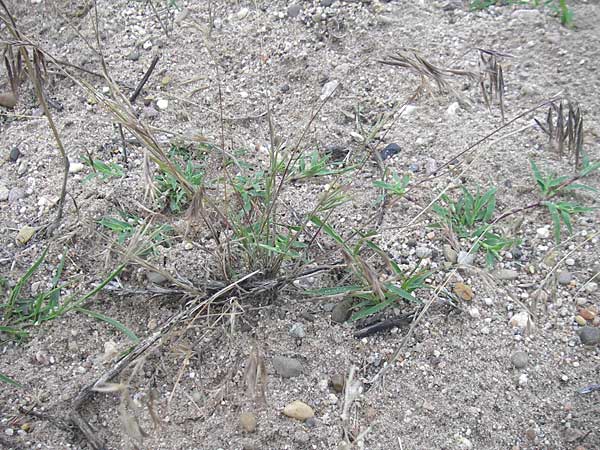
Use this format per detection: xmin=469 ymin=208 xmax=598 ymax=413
xmin=494 ymin=269 xmax=519 ymax=281
xmin=289 ymin=323 xmax=305 ymax=339
xmin=126 ymin=50 xmax=140 ymax=61
xmin=8 ymin=187 xmax=26 ymax=204
xmin=287 ymin=4 xmax=301 ymax=18
xmin=331 ymin=299 xmax=353 ymax=323
xmin=443 ymin=244 xmax=458 ymax=263
xmin=578 ymin=327 xmax=600 ymax=346
xmin=415 ymin=246 xmax=431 ymax=259
xmin=146 ymin=271 xmax=168 ymax=284
xmin=320 ymin=0 xmax=333 ymax=6
xmin=457 ymin=251 xmax=474 ymax=266
xmin=9 ymin=147 xmax=20 ymax=162
xmin=273 ymin=356 xmax=303 ymax=378
xmin=0 ymin=183 xmax=8 ymax=202
xmin=557 ymin=271 xmax=573 ymax=285
xmin=511 ymin=351 xmax=528 ymax=369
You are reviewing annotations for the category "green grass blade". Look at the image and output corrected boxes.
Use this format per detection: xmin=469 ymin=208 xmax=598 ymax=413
xmin=75 ymin=307 xmax=139 ymax=344
xmin=0 ymin=372 xmax=22 ymax=388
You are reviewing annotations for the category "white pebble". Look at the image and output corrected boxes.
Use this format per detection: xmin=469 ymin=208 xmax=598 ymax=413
xmin=536 ymin=227 xmax=550 ymax=239
xmin=69 ymin=162 xmax=85 ymax=174
xmin=156 ymin=99 xmax=169 ymax=110
xmin=565 ymin=258 xmax=575 ymax=266
xmin=518 ymin=374 xmax=528 ymax=386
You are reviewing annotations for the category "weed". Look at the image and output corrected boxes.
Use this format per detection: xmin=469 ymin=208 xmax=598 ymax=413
xmin=433 ymin=186 xmax=519 ymax=266
xmin=99 ymin=211 xmax=173 ymax=252
xmin=530 ymin=158 xmax=598 ymax=242
xmin=373 ymin=171 xmax=410 ymax=198
xmin=0 ymin=248 xmax=135 ymax=344
xmin=307 ymin=218 xmax=430 ymax=320
xmin=83 ymin=158 xmax=124 ymax=182
xmin=535 ymin=100 xmax=583 ymax=169
xmin=288 ymin=150 xmax=354 ymax=181
xmin=155 ymin=144 xmax=205 ymax=213
xmin=469 ymin=0 xmax=573 ymax=26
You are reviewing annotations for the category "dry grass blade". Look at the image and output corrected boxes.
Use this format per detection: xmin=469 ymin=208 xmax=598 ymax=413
xmin=478 ymin=49 xmax=506 ymax=122
xmin=244 ymin=344 xmax=267 ymax=405
xmin=536 ymin=99 xmax=584 ymax=170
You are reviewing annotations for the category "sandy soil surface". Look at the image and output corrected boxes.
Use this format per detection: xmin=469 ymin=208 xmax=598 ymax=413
xmin=1 ymin=1 xmax=599 ymax=449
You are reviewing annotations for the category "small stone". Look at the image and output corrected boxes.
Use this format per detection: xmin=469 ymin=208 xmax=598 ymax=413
xmin=283 ymin=400 xmax=314 ymax=421
xmin=565 ymin=258 xmax=576 ymax=267
xmin=0 ymin=91 xmax=17 ymax=108
xmin=330 ymin=374 xmax=345 ymax=393
xmin=9 ymin=147 xmax=21 ymax=162
xmin=584 ymin=282 xmax=598 ymax=293
xmin=240 ymin=412 xmax=257 ymax=433
xmin=273 ymin=356 xmax=303 ymax=378
xmin=509 ymin=310 xmax=531 ymax=331
xmin=425 ymin=158 xmax=437 ymax=175
xmin=103 ymin=340 xmax=119 ymax=362
xmin=4 ymin=428 xmax=14 ymax=436
xmin=511 ymin=351 xmax=528 ymax=369
xmin=446 ymin=102 xmax=460 ymax=116
xmin=453 ymin=282 xmax=474 ymax=301
xmin=579 ymin=309 xmax=596 ymax=321
xmin=126 ymin=50 xmax=140 ymax=61
xmin=443 ymin=245 xmax=458 ymax=263
xmin=518 ymin=373 xmax=528 ymax=386
xmin=457 ymin=251 xmax=474 ymax=266
xmin=289 ymin=323 xmax=305 ymax=339
xmin=331 ymin=299 xmax=353 ymax=323
xmin=16 ymin=225 xmax=36 ymax=245
xmin=287 ymin=4 xmax=301 ymax=18
xmin=160 ymin=75 xmax=172 ymax=87
xmin=0 ymin=184 xmax=8 ymax=201
xmin=146 ymin=271 xmax=168 ymax=284
xmin=525 ymin=428 xmax=536 ymax=441
xmin=415 ymin=246 xmax=431 ymax=258
xmin=557 ymin=271 xmax=573 ymax=285
xmin=69 ymin=162 xmax=85 ymax=174
xmin=237 ymin=7 xmax=249 ymax=19
xmin=536 ymin=227 xmax=550 ymax=239
xmin=494 ymin=269 xmax=519 ymax=281
xmin=142 ymin=39 xmax=152 ymax=50
xmin=379 ymin=143 xmax=401 ymax=160
xmin=468 ymin=307 xmax=480 ymax=319
xmin=156 ymin=99 xmax=169 ymax=110
xmin=320 ymin=80 xmax=339 ymax=101
xmin=575 ymin=315 xmax=587 ymax=326
xmin=320 ymin=0 xmax=333 ymax=6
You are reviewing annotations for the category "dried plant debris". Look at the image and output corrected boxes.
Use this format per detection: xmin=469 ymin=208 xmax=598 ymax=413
xmin=478 ymin=48 xmax=507 ymax=122
xmin=244 ymin=344 xmax=267 ymax=405
xmin=535 ymin=99 xmax=584 ymax=169
xmin=378 ymin=48 xmax=478 ymax=97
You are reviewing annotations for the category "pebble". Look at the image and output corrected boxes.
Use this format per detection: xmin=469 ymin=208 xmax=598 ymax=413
xmin=237 ymin=7 xmax=249 ymax=19
xmin=415 ymin=246 xmax=431 ymax=258
xmin=574 ymin=315 xmax=587 ymax=326
xmin=565 ymin=258 xmax=575 ymax=267
xmin=380 ymin=143 xmax=401 ymax=160
xmin=69 ymin=162 xmax=85 ymax=174
xmin=273 ymin=356 xmax=303 ymax=378
xmin=557 ymin=271 xmax=573 ymax=285
xmin=126 ymin=50 xmax=140 ymax=61
xmin=331 ymin=299 xmax=353 ymax=323
xmin=142 ymin=39 xmax=152 ymax=50
xmin=16 ymin=225 xmax=36 ymax=245
xmin=4 ymin=428 xmax=14 ymax=436
xmin=453 ymin=282 xmax=473 ymax=301
xmin=146 ymin=271 xmax=168 ymax=284
xmin=330 ymin=374 xmax=345 ymax=393
xmin=156 ymin=99 xmax=169 ymax=110
xmin=143 ymin=106 xmax=159 ymax=118
xmin=289 ymin=323 xmax=305 ymax=339
xmin=457 ymin=251 xmax=474 ymax=266
xmin=240 ymin=412 xmax=257 ymax=433
xmin=536 ymin=227 xmax=550 ymax=239
xmin=0 ymin=91 xmax=17 ymax=108
xmin=518 ymin=373 xmax=528 ymax=387
xmin=577 ymin=327 xmax=599 ymax=346
xmin=9 ymin=147 xmax=21 ymax=162
xmin=579 ymin=309 xmax=596 ymax=321
xmin=425 ymin=158 xmax=437 ymax=176
xmin=287 ymin=4 xmax=301 ymax=18
xmin=0 ymin=183 xmax=8 ymax=201
xmin=511 ymin=351 xmax=528 ymax=369
xmin=468 ymin=307 xmax=480 ymax=319
xmin=584 ymin=282 xmax=598 ymax=293
xmin=283 ymin=400 xmax=314 ymax=421
xmin=320 ymin=80 xmax=339 ymax=101
xmin=509 ymin=310 xmax=531 ymax=331
xmin=494 ymin=269 xmax=519 ymax=281
xmin=320 ymin=0 xmax=333 ymax=6
xmin=446 ymin=102 xmax=460 ymax=116
xmin=443 ymin=245 xmax=458 ymax=263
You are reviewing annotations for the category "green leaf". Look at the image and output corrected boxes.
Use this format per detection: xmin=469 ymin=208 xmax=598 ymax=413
xmin=75 ymin=307 xmax=140 ymax=344
xmin=545 ymin=202 xmax=562 ymax=242
xmin=386 ymin=283 xmax=417 ymax=302
xmin=304 ymin=285 xmax=363 ymax=296
xmin=0 ymin=372 xmax=22 ymax=388
xmin=350 ymin=298 xmax=395 ymax=321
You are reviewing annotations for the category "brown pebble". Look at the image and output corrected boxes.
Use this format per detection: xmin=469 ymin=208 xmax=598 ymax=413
xmin=453 ymin=282 xmax=474 ymax=301
xmin=330 ymin=374 xmax=345 ymax=393
xmin=240 ymin=412 xmax=257 ymax=433
xmin=525 ymin=428 xmax=536 ymax=441
xmin=579 ymin=308 xmax=596 ymax=321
